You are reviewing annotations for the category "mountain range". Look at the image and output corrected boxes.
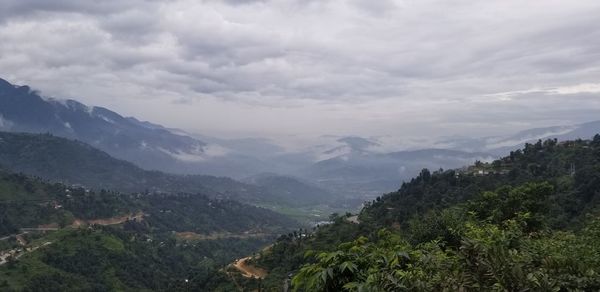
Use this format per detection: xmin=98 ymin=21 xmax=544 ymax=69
xmin=3 ymin=77 xmax=600 ymax=202
xmin=434 ymin=120 xmax=600 ymax=154
xmin=0 ymin=78 xmax=211 ymax=175
xmin=0 ymin=131 xmax=337 ymax=209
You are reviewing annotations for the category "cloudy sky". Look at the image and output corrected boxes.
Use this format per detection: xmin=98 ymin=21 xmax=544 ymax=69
xmin=1 ymin=0 xmax=600 ymax=139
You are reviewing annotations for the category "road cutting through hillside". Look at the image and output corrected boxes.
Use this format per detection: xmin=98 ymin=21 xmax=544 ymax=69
xmin=233 ymin=257 xmax=268 ymax=279
xmin=175 ymin=231 xmax=272 ymax=241
xmin=71 ymin=212 xmax=145 ymax=227
xmin=0 ymin=241 xmax=52 ymax=266
xmin=231 ymin=245 xmax=273 ymax=279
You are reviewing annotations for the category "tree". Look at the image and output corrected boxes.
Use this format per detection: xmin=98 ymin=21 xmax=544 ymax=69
xmin=420 ymin=168 xmax=431 ymax=182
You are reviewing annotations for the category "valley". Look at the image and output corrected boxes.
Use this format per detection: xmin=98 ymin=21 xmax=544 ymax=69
xmin=1 ymin=79 xmax=600 ymax=291
xmin=2 ymin=1 xmax=599 ymax=290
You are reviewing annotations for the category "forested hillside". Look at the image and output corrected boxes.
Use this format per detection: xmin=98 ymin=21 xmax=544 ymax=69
xmin=246 ymin=137 xmax=600 ymax=291
xmin=0 ymin=226 xmax=271 ymax=291
xmin=0 ymin=166 xmax=299 ymax=290
xmin=0 ymin=169 xmax=297 ymax=237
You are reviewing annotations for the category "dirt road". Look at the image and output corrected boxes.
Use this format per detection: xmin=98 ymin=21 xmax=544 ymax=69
xmin=175 ymin=231 xmax=272 ymax=241
xmin=72 ymin=212 xmax=144 ymax=227
xmin=233 ymin=257 xmax=268 ymax=279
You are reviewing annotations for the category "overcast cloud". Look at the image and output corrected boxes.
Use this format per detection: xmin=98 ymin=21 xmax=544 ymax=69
xmin=1 ymin=0 xmax=600 ymax=139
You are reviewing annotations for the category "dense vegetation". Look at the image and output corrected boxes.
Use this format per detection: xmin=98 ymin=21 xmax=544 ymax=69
xmin=0 ymin=165 xmax=299 ymax=290
xmin=249 ymin=137 xmax=600 ymax=291
xmin=293 ymin=184 xmax=600 ymax=291
xmin=0 ymin=169 xmax=297 ymax=237
xmin=0 ymin=171 xmax=130 ymax=235
xmin=361 ymin=138 xmax=600 ymax=229
xmin=0 ymin=223 xmax=271 ymax=291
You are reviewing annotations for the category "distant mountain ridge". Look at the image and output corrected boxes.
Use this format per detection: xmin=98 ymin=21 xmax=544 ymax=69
xmin=304 ymin=146 xmax=495 ymax=198
xmin=0 ymin=131 xmax=335 ymax=207
xmin=243 ymin=173 xmax=336 ymax=206
xmin=0 ymin=78 xmax=209 ymax=175
xmin=436 ymin=120 xmax=600 ymax=154
xmin=4 ymin=78 xmax=600 ymax=204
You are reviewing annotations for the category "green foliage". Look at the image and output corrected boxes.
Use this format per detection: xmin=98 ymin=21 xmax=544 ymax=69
xmin=292 ymin=184 xmax=600 ymax=291
xmin=0 ymin=160 xmax=299 ymax=290
xmin=360 ymin=139 xmax=600 ymax=230
xmin=0 ymin=167 xmax=298 ymax=237
xmin=0 ymin=226 xmax=271 ymax=291
xmin=467 ymin=182 xmax=553 ymax=231
xmin=140 ymin=193 xmax=298 ymax=234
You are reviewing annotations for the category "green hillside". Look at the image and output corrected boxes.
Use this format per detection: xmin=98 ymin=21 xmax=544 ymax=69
xmin=0 ymin=169 xmax=297 ymax=236
xmin=0 ymin=166 xmax=299 ymax=291
xmin=0 ymin=225 xmax=271 ymax=291
xmin=245 ymin=137 xmax=600 ymax=291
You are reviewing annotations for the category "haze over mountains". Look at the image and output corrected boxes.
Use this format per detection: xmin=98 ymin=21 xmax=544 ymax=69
xmin=3 ymin=77 xmax=600 ymax=200
xmin=0 ymin=132 xmax=341 ymax=212
xmin=0 ymin=78 xmax=209 ymax=175
xmin=435 ymin=120 xmax=600 ymax=154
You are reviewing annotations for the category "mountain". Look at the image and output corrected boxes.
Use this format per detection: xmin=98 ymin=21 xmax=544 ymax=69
xmin=243 ymin=173 xmax=336 ymax=206
xmin=0 ymin=131 xmax=337 ymax=207
xmin=299 ymin=123 xmax=600 ymax=197
xmin=0 ymin=78 xmax=215 ymax=175
xmin=12 ymin=78 xmax=599 ymax=205
xmin=0 ymin=79 xmax=385 ymax=206
xmin=0 ymin=78 xmax=313 ymax=179
xmin=437 ymin=120 xmax=600 ymax=154
xmin=0 ymin=78 xmax=499 ymax=189
xmin=304 ymin=143 xmax=495 ymax=199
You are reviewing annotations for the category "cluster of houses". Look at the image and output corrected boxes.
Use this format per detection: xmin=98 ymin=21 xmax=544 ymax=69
xmin=456 ymin=164 xmax=511 ymax=177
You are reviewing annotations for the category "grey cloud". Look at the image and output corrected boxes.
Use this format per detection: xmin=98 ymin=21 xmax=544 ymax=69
xmin=220 ymin=0 xmax=267 ymax=5
xmin=0 ymin=0 xmax=153 ymax=20
xmin=1 ymin=0 xmax=600 ymax=138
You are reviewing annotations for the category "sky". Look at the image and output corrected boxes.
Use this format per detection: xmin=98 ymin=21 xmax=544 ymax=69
xmin=1 ymin=0 xmax=600 ymax=139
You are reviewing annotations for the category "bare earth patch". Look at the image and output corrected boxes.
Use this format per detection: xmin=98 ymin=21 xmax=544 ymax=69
xmin=233 ymin=257 xmax=268 ymax=279
xmin=72 ymin=212 xmax=144 ymax=227
xmin=174 ymin=231 xmax=272 ymax=241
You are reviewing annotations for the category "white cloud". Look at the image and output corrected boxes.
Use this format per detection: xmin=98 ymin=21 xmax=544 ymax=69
xmin=550 ymin=83 xmax=600 ymax=95
xmin=487 ymin=83 xmax=600 ymax=99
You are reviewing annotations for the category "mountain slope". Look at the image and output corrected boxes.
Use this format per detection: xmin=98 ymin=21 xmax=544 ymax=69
xmin=437 ymin=120 xmax=600 ymax=154
xmin=247 ymin=137 xmax=600 ymax=290
xmin=244 ymin=173 xmax=336 ymax=206
xmin=0 ymin=78 xmax=210 ymax=175
xmin=0 ymin=167 xmax=298 ymax=291
xmin=0 ymin=131 xmax=335 ymax=207
xmin=0 ymin=166 xmax=298 ymax=237
xmin=304 ymin=146 xmax=495 ymax=199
